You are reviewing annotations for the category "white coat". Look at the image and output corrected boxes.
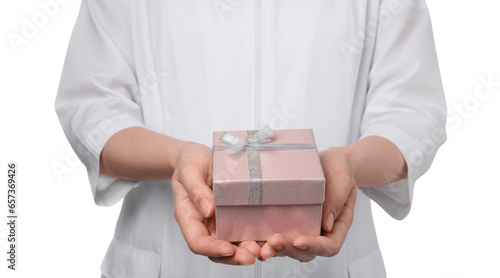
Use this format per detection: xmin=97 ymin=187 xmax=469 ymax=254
xmin=55 ymin=0 xmax=446 ymax=277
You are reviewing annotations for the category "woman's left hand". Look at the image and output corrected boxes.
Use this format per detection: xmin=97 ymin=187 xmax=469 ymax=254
xmin=260 ymin=147 xmax=357 ymax=262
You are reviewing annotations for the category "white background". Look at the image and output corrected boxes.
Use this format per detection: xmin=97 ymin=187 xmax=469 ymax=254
xmin=0 ymin=0 xmax=499 ymax=277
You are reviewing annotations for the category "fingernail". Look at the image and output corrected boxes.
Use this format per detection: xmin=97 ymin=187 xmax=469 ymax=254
xmin=221 ymin=253 xmax=234 ymax=257
xmin=200 ymin=198 xmax=211 ymax=217
xmin=327 ymin=211 xmax=334 ymax=232
xmin=269 ymin=243 xmax=283 ymax=251
xmin=293 ymin=243 xmax=308 ymax=250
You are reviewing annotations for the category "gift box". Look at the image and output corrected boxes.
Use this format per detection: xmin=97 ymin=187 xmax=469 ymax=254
xmin=212 ymin=126 xmax=325 ymax=242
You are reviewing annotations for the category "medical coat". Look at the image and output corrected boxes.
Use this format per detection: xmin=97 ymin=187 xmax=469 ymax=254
xmin=55 ymin=0 xmax=446 ymax=277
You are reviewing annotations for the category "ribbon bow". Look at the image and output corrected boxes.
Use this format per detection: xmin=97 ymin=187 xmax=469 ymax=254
xmin=219 ymin=125 xmax=274 ymax=154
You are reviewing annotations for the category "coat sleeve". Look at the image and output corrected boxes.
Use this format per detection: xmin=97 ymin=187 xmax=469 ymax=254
xmin=55 ymin=0 xmax=146 ymax=207
xmin=358 ymin=0 xmax=447 ymax=220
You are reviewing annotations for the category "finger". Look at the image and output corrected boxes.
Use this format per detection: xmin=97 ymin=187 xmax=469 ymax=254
xmin=296 ymin=185 xmax=357 ymax=257
xmin=260 ymin=243 xmax=277 ymax=260
xmin=263 ymin=234 xmax=316 ymax=262
xmin=206 ymin=171 xmax=214 ymax=189
xmin=188 ymin=236 xmax=236 ymax=258
xmin=321 ymin=157 xmax=355 ymax=233
xmin=172 ymin=183 xmax=235 ymax=257
xmin=292 ymin=235 xmax=338 ymax=257
xmin=209 ymin=246 xmax=256 ymax=265
xmin=260 ymin=233 xmax=287 ymax=259
xmin=237 ymin=241 xmax=262 ymax=258
xmin=175 ymin=209 xmax=234 ymax=257
xmin=178 ymin=163 xmax=215 ymax=218
xmin=327 ymin=185 xmax=357 ymax=246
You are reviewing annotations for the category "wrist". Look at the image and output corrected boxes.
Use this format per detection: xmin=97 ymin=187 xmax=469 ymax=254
xmin=341 ymin=136 xmax=408 ymax=186
xmin=165 ymin=137 xmax=189 ymax=171
xmin=341 ymin=144 xmax=359 ymax=180
xmin=321 ymin=146 xmax=356 ymax=166
xmin=319 ymin=146 xmax=356 ymax=176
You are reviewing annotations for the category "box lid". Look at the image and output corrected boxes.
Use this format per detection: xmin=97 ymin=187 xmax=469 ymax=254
xmin=212 ymin=129 xmax=325 ymax=206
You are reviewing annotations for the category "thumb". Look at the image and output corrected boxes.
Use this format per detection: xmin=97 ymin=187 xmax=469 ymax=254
xmin=321 ymin=170 xmax=354 ymax=233
xmin=181 ymin=166 xmax=215 ymax=218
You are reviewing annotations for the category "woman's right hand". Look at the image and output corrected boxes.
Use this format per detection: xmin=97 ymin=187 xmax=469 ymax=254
xmin=100 ymin=127 xmax=261 ymax=264
xmin=171 ymin=142 xmax=262 ymax=265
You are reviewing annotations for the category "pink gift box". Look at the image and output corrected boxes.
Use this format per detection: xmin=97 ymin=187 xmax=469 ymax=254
xmin=212 ymin=128 xmax=325 ymax=242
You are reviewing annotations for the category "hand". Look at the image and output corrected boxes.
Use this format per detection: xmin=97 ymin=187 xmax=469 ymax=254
xmin=171 ymin=142 xmax=262 ymax=265
xmin=260 ymin=147 xmax=357 ymax=262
